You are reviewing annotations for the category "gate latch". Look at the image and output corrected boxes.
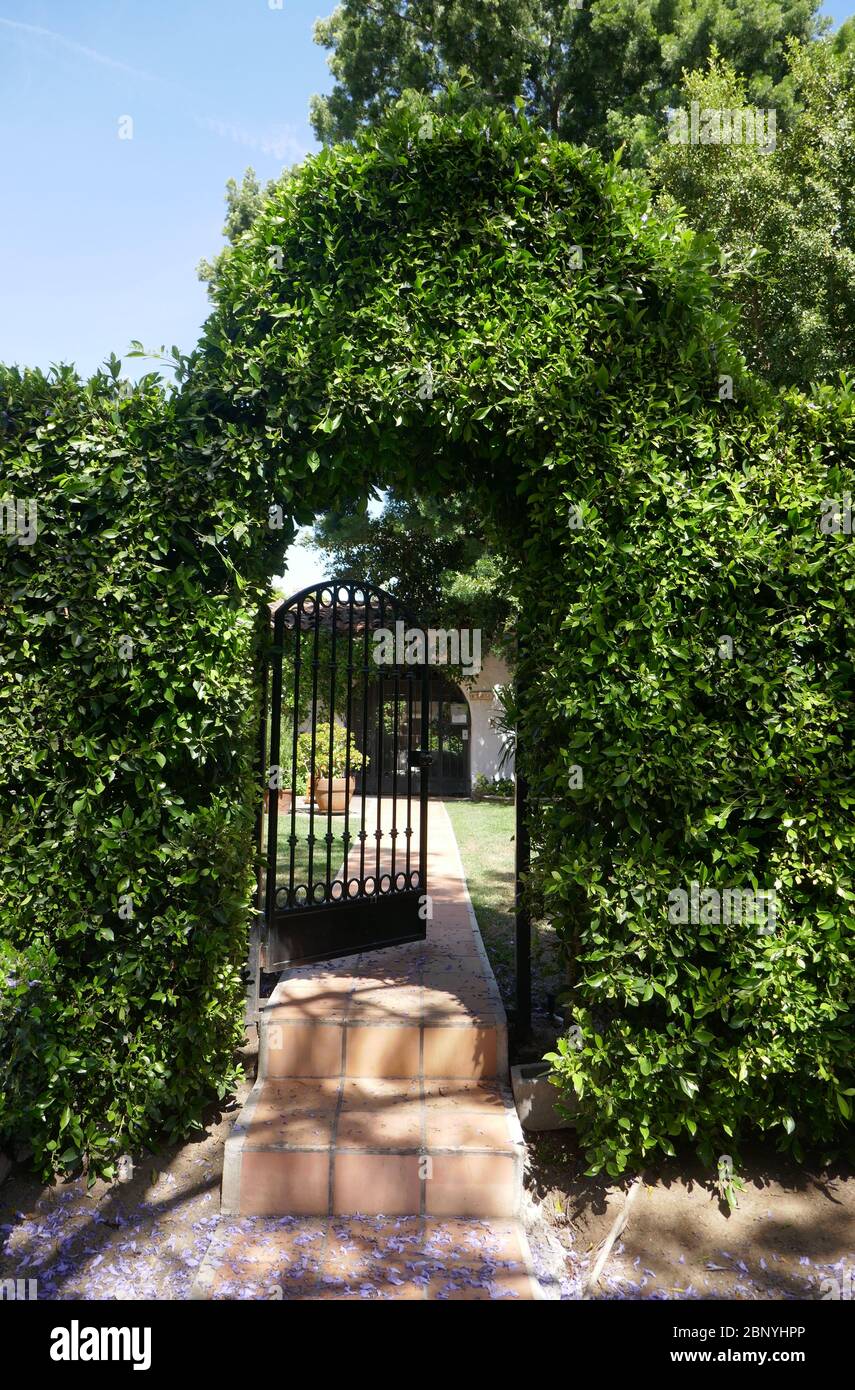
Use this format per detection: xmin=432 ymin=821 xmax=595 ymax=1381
xmin=408 ymin=750 xmax=434 ymax=770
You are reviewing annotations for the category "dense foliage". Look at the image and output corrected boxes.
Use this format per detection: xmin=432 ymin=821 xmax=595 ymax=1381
xmin=0 ymin=361 xmax=273 ymax=1177
xmin=651 ymin=40 xmax=855 ymax=387
xmin=196 ymin=101 xmax=854 ymax=1173
xmin=200 ymin=17 xmax=852 ymax=637
xmin=310 ymin=0 xmax=823 ymax=157
xmin=312 ymin=493 xmax=515 ymax=643
xmin=3 ymin=101 xmax=852 ymax=1179
xmin=532 ymin=380 xmax=855 ymax=1172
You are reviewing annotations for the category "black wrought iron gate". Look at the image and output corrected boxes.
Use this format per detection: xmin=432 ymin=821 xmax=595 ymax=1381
xmin=259 ymin=580 xmax=432 ymax=969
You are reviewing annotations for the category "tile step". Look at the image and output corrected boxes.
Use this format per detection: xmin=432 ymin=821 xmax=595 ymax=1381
xmin=258 ymin=973 xmax=508 ymax=1082
xmin=261 ymin=1019 xmax=505 ymax=1082
xmin=223 ymin=1076 xmax=526 ymax=1218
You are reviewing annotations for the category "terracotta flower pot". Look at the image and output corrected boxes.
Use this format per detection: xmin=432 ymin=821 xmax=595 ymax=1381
xmin=264 ymin=788 xmax=293 ymax=815
xmin=315 ymin=776 xmax=355 ymax=815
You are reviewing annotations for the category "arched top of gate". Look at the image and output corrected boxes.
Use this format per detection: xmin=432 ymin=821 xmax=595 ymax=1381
xmin=270 ymin=578 xmax=422 ymax=638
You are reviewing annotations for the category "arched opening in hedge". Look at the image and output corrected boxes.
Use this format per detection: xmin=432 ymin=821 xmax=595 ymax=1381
xmin=2 ymin=100 xmax=851 ymax=1180
xmin=192 ymin=100 xmax=853 ymax=1175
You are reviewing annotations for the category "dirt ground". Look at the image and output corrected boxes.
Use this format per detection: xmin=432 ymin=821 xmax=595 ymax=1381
xmin=2 ymin=1025 xmax=852 ymax=1302
xmin=0 ymin=1036 xmax=256 ymax=1302
xmin=524 ymin=1131 xmax=855 ymax=1301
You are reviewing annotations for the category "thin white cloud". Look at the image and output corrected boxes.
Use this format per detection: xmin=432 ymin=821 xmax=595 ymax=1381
xmin=1 ymin=16 xmax=311 ymax=165
xmin=0 ymin=16 xmax=158 ymax=81
xmin=195 ymin=115 xmax=308 ymax=164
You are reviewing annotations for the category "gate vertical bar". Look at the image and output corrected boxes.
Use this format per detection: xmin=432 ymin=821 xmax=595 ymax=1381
xmin=418 ymin=662 xmax=430 ymax=894
xmin=342 ymin=586 xmax=355 ymax=885
xmin=359 ymin=596 xmax=371 ymax=887
xmin=306 ymin=591 xmax=321 ymax=894
xmin=287 ymin=601 xmax=302 ymax=903
xmin=390 ymin=663 xmax=400 ymax=882
xmin=405 ymin=670 xmax=414 ymax=878
xmin=255 ymin=651 xmax=268 ymax=915
xmin=375 ymin=594 xmax=385 ymax=885
xmin=265 ymin=607 xmax=284 ymax=928
xmin=325 ymin=588 xmax=338 ymax=887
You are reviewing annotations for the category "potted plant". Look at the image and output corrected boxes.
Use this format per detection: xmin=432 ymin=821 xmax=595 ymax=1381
xmin=263 ymin=716 xmax=293 ymax=814
xmin=264 ymin=786 xmax=294 ymax=815
xmin=296 ymin=724 xmax=366 ymax=813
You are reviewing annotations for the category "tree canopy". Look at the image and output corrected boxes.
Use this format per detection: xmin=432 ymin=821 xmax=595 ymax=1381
xmin=651 ymin=39 xmax=855 ymax=387
xmin=310 ymin=0 xmax=825 ymax=158
xmin=312 ymin=492 xmax=515 ymax=644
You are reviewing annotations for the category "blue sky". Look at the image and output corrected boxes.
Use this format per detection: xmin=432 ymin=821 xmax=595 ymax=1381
xmin=1 ymin=0 xmax=851 ymax=383
xmin=0 ymin=0 xmax=329 ymax=380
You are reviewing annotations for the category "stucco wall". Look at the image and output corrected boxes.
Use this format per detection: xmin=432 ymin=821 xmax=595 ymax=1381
xmin=462 ymin=651 xmax=514 ymax=786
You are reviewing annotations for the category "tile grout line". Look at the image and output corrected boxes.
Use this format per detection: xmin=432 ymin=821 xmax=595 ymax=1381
xmin=418 ymin=963 xmax=428 ymax=1296
xmin=326 ymin=967 xmax=357 ymax=1217
xmin=418 ymin=964 xmax=427 ymax=1220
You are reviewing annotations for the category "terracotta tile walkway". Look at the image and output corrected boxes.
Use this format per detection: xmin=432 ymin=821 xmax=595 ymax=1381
xmin=193 ymin=801 xmax=540 ymax=1300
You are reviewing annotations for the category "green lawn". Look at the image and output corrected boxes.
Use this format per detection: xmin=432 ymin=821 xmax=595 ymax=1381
xmin=272 ymin=809 xmax=355 ymax=890
xmin=270 ymin=801 xmax=412 ymax=893
xmin=278 ymin=811 xmax=347 ymax=884
xmin=443 ymin=798 xmax=563 ymax=1015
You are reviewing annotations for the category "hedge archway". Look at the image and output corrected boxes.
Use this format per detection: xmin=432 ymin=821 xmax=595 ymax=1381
xmin=2 ymin=100 xmax=852 ymax=1179
xmin=196 ymin=99 xmax=854 ymax=1174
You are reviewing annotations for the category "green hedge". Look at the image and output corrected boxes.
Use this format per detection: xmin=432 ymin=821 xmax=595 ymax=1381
xmin=197 ymin=99 xmax=854 ymax=1174
xmin=524 ymin=384 xmax=855 ymax=1173
xmin=0 ymin=363 xmax=272 ymax=1177
xmin=2 ymin=100 xmax=852 ymax=1179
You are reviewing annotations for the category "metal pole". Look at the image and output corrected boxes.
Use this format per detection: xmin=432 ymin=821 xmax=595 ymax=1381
xmin=514 ymin=652 xmax=531 ymax=1042
xmin=419 ymin=664 xmax=431 ymax=896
